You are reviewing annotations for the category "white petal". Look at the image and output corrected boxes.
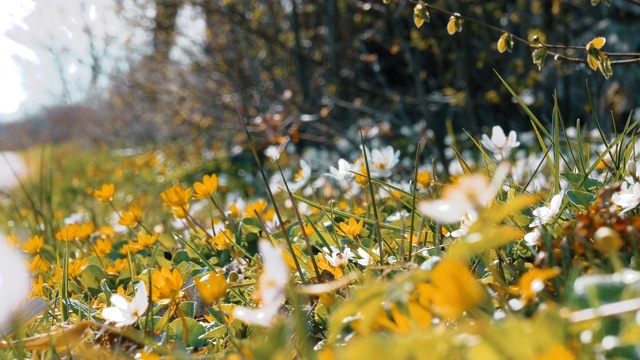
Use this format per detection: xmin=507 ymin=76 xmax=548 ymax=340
xmin=419 ymin=200 xmax=469 ymax=224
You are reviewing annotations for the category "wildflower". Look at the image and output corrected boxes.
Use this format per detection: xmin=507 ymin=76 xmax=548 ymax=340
xmin=288 ymin=160 xmax=311 ymax=192
xmin=22 ymin=235 xmax=44 ymax=254
xmin=93 ymin=238 xmax=113 ymax=257
xmin=211 ymin=228 xmax=234 ymax=250
xmin=195 ymin=272 xmax=229 ymax=304
xmin=530 ymin=191 xmax=565 ymax=227
xmin=193 ymin=173 xmax=218 ymax=200
xmin=102 ymin=281 xmax=149 ymax=327
xmin=55 ymin=223 xmax=95 ymax=242
xmin=481 ymin=126 xmax=520 ymax=160
xmin=119 ymin=204 xmax=142 ymax=227
xmin=536 ymin=344 xmax=576 ymax=360
xmin=355 ymin=247 xmax=379 ymax=266
xmin=324 ymin=247 xmax=353 ymax=268
xmin=119 ymin=243 xmax=143 ymax=255
xmin=612 ymin=182 xmax=640 ymax=214
xmin=337 ymin=217 xmax=364 ymax=238
xmin=27 ymin=254 xmax=49 ymax=273
xmin=368 ymin=146 xmax=400 ymax=178
xmin=136 ymin=232 xmax=159 ymax=249
xmin=450 ymin=212 xmax=477 ymax=238
xmin=105 ymin=258 xmax=129 ymax=275
xmin=68 ymin=258 xmax=88 ymax=278
xmin=30 ymin=275 xmax=45 ymax=299
xmin=353 ymin=160 xmax=370 ymax=186
xmin=93 ymin=183 xmax=115 ymax=202
xmin=510 ymin=267 xmax=560 ymax=304
xmin=419 ymin=163 xmax=508 ymax=224
xmin=161 ymin=184 xmax=192 ymax=218
xmin=418 ymin=258 xmax=484 ymax=320
xmin=326 ymin=159 xmax=354 ymax=181
xmin=416 ymin=170 xmax=432 ymax=188
xmin=244 ymin=199 xmax=267 ymax=218
xmin=151 ymin=267 xmax=183 ymax=303
xmin=234 ymin=240 xmax=289 ymax=327
xmin=524 ymin=227 xmax=542 ymax=246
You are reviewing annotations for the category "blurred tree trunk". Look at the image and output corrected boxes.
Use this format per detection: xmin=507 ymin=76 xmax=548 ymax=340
xmin=152 ymin=0 xmax=180 ymax=60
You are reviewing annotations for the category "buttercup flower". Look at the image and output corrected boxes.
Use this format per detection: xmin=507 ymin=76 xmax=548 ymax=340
xmin=234 ymin=240 xmax=289 ymax=327
xmin=509 ymin=267 xmax=560 ymax=303
xmin=481 ymin=126 xmax=520 ymax=160
xmin=93 ymin=183 xmax=115 ymax=202
xmin=193 ymin=173 xmax=218 ymax=200
xmin=119 ymin=204 xmax=142 ymax=227
xmin=102 ymin=281 xmax=149 ymax=327
xmin=151 ymin=266 xmax=183 ymax=303
xmin=195 ymin=272 xmax=229 ymax=304
xmin=21 ymin=235 xmax=44 ymax=254
xmin=337 ymin=217 xmax=364 ymax=238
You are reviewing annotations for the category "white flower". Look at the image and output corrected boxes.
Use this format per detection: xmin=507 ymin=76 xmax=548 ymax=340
xmin=234 ymin=240 xmax=289 ymax=327
xmin=326 ymin=159 xmax=354 ymax=181
xmin=419 ymin=163 xmax=509 ymax=224
xmin=324 ymin=247 xmax=353 ymax=267
xmin=612 ymin=182 xmax=640 ymax=214
xmin=481 ymin=126 xmax=520 ymax=161
xmin=367 ymin=146 xmax=400 ymax=178
xmin=288 ymin=160 xmax=311 ymax=192
xmin=355 ymin=247 xmax=379 ymax=266
xmin=0 ymin=238 xmax=30 ymax=331
xmin=524 ymin=227 xmax=542 ymax=246
xmin=102 ymin=281 xmax=148 ymax=327
xmin=529 ymin=191 xmax=565 ymax=227
xmin=450 ymin=212 xmax=477 ymax=238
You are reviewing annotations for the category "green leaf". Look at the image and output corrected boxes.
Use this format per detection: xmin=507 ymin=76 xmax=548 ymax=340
xmin=566 ymin=190 xmax=596 ymax=208
xmin=79 ymin=264 xmax=107 ymax=295
xmin=169 ymin=317 xmax=207 ymax=348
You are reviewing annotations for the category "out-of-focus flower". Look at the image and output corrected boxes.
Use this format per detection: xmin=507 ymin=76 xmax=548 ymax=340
xmin=193 ymin=174 xmax=218 ymax=200
xmin=136 ymin=233 xmax=159 ymax=249
xmin=102 ymin=281 xmax=148 ymax=327
xmin=368 ymin=146 xmax=400 ymax=178
xmin=530 ymin=191 xmax=565 ymax=227
xmin=337 ymin=217 xmax=364 ymax=238
xmin=105 ymin=258 xmax=129 ymax=275
xmin=244 ymin=199 xmax=267 ymax=218
xmin=21 ymin=235 xmax=44 ymax=254
xmin=419 ymin=163 xmax=508 ymax=223
xmin=355 ymin=247 xmax=379 ymax=266
xmin=536 ymin=344 xmax=576 ymax=360
xmin=93 ymin=183 xmax=115 ymax=202
xmin=234 ymin=240 xmax=289 ymax=327
xmin=326 ymin=159 xmax=354 ymax=181
xmin=290 ymin=160 xmax=311 ymax=191
xmin=0 ymin=237 xmax=30 ymax=330
xmin=151 ymin=267 xmax=183 ymax=303
xmin=509 ymin=267 xmax=560 ymax=303
xmin=211 ymin=228 xmax=234 ymax=250
xmin=56 ymin=222 xmax=95 ymax=242
xmin=450 ymin=213 xmax=477 ymax=238
xmin=324 ymin=247 xmax=353 ymax=268
xmin=524 ymin=227 xmax=542 ymax=246
xmin=417 ymin=170 xmax=432 ymax=188
xmin=93 ymin=238 xmax=113 ymax=257
xmin=195 ymin=272 xmax=229 ymax=304
xmin=612 ymin=182 xmax=640 ymax=214
xmin=119 ymin=204 xmax=142 ymax=227
xmin=417 ymin=258 xmax=484 ymax=320
xmin=481 ymin=126 xmax=520 ymax=160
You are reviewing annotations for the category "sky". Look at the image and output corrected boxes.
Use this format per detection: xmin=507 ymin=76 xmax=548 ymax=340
xmin=0 ymin=0 xmax=36 ymax=120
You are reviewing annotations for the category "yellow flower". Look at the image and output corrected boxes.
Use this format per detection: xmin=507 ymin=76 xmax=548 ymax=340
xmin=419 ymin=258 xmax=485 ymax=320
xmin=22 ymin=235 xmax=44 ymax=254
xmin=120 ymin=243 xmax=143 ymax=255
xmin=416 ymin=170 xmax=432 ymax=188
xmin=93 ymin=238 xmax=113 ymax=257
xmin=56 ymin=223 xmax=94 ymax=242
xmin=536 ymin=344 xmax=575 ymax=360
xmin=151 ymin=267 xmax=183 ymax=302
xmin=137 ymin=232 xmax=159 ymax=249
xmin=244 ymin=199 xmax=267 ymax=218
xmin=195 ymin=272 xmax=229 ymax=304
xmin=161 ymin=184 xmax=192 ymax=209
xmin=105 ymin=258 xmax=129 ymax=275
xmin=510 ymin=267 xmax=560 ymax=303
xmin=27 ymin=254 xmax=49 ymax=273
xmin=93 ymin=183 xmax=115 ymax=202
xmin=30 ymin=275 xmax=46 ymax=299
xmin=316 ymin=256 xmax=344 ymax=280
xmin=193 ymin=174 xmax=218 ymax=200
xmin=229 ymin=203 xmax=241 ymax=218
xmin=337 ymin=217 xmax=364 ymax=238
xmin=497 ymin=33 xmax=514 ymax=53
xmin=119 ymin=204 xmax=142 ymax=227
xmin=354 ymin=161 xmax=369 ymax=187
xmin=446 ymin=14 xmax=463 ymax=35
xmin=212 ymin=228 xmax=234 ymax=250
xmin=67 ymin=258 xmax=88 ymax=278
